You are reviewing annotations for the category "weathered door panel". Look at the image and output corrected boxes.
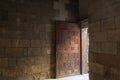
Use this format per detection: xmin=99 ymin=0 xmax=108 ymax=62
xmin=56 ymin=22 xmax=80 ymax=78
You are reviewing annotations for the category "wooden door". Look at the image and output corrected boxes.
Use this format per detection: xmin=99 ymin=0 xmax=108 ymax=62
xmin=56 ymin=22 xmax=81 ymax=78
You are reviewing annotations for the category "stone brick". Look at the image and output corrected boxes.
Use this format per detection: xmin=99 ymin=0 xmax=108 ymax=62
xmin=90 ymin=62 xmax=104 ymax=76
xmin=24 ymin=31 xmax=33 ymax=40
xmin=89 ymin=72 xmax=94 ymax=80
xmin=20 ymin=31 xmax=40 ymax=40
xmin=107 ymin=30 xmax=119 ymax=42
xmin=90 ymin=73 xmax=105 ymax=80
xmin=41 ymin=48 xmax=49 ymax=55
xmin=89 ymin=52 xmax=96 ymax=62
xmin=94 ymin=53 xmax=119 ymax=68
xmin=53 ymin=1 xmax=65 ymax=10
xmin=101 ymin=17 xmax=115 ymax=31
xmin=55 ymin=10 xmax=68 ymax=20
xmin=111 ymin=30 xmax=120 ymax=42
xmin=31 ymin=40 xmax=42 ymax=47
xmin=101 ymin=42 xmax=117 ymax=54
xmin=40 ymin=73 xmax=48 ymax=80
xmin=28 ymin=48 xmax=42 ymax=56
xmin=0 ymin=39 xmax=11 ymax=47
xmin=0 ymin=76 xmax=8 ymax=80
xmin=117 ymin=42 xmax=120 ymax=55
xmin=89 ymin=42 xmax=102 ymax=53
xmin=3 ymin=31 xmax=21 ymax=39
xmin=103 ymin=0 xmax=120 ymax=6
xmin=45 ymin=24 xmax=54 ymax=32
xmin=23 ymin=48 xmax=28 ymax=56
xmin=8 ymin=58 xmax=17 ymax=67
xmin=17 ymin=58 xmax=26 ymax=66
xmin=0 ymin=58 xmax=8 ymax=68
xmin=40 ymin=32 xmax=46 ymax=40
xmin=34 ymin=57 xmax=41 ymax=65
xmin=110 ymin=68 xmax=120 ymax=80
xmin=59 ymin=10 xmax=68 ymax=19
xmin=17 ymin=57 xmax=36 ymax=66
xmin=18 ymin=40 xmax=30 ymax=47
xmin=115 ymin=16 xmax=120 ymax=29
xmin=11 ymin=39 xmax=30 ymax=47
xmin=41 ymin=57 xmax=48 ymax=72
xmin=5 ymin=48 xmax=23 ymax=57
xmin=39 ymin=24 xmax=46 ymax=32
xmin=90 ymin=32 xmax=108 ymax=42
xmin=0 ymin=48 xmax=6 ymax=58
xmin=89 ymin=21 xmax=101 ymax=33
xmin=16 ymin=75 xmax=33 ymax=80
xmin=45 ymin=32 xmax=52 ymax=40
xmin=59 ymin=0 xmax=70 ymax=4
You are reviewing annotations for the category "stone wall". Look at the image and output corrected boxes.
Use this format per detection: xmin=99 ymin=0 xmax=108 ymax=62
xmin=0 ymin=0 xmax=79 ymax=80
xmin=89 ymin=0 xmax=120 ymax=80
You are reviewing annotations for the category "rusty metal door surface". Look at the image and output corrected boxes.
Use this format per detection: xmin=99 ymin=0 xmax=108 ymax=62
xmin=56 ymin=22 xmax=80 ymax=78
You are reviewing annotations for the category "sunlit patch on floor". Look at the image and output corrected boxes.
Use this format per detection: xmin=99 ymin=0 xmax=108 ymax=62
xmin=46 ymin=74 xmax=89 ymax=80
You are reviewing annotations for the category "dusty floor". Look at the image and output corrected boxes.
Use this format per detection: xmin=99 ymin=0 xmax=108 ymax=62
xmin=46 ymin=74 xmax=89 ymax=80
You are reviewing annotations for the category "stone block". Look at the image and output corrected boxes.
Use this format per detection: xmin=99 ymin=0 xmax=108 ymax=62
xmin=17 ymin=57 xmax=35 ymax=66
xmin=59 ymin=0 xmax=70 ymax=4
xmin=0 ymin=48 xmax=6 ymax=58
xmin=0 ymin=39 xmax=11 ymax=47
xmin=101 ymin=42 xmax=117 ymax=54
xmin=110 ymin=68 xmax=120 ymax=80
xmin=89 ymin=52 xmax=96 ymax=62
xmin=6 ymin=48 xmax=23 ymax=57
xmin=90 ymin=32 xmax=108 ymax=42
xmin=107 ymin=30 xmax=120 ymax=42
xmin=8 ymin=58 xmax=17 ymax=67
xmin=28 ymin=48 xmax=42 ymax=56
xmin=89 ymin=42 xmax=102 ymax=53
xmin=45 ymin=24 xmax=54 ymax=32
xmin=16 ymin=75 xmax=33 ymax=80
xmin=4 ymin=31 xmax=21 ymax=39
xmin=40 ymin=73 xmax=47 ymax=80
xmin=39 ymin=24 xmax=46 ymax=32
xmin=40 ymin=32 xmax=46 ymax=40
xmin=17 ymin=58 xmax=26 ymax=66
xmin=94 ymin=53 xmax=118 ymax=68
xmin=89 ymin=21 xmax=101 ymax=33
xmin=115 ymin=16 xmax=120 ymax=29
xmin=0 ymin=76 xmax=8 ymax=80
xmin=0 ymin=58 xmax=8 ymax=68
xmin=90 ymin=62 xmax=104 ymax=76
xmin=53 ymin=1 xmax=65 ymax=10
xmin=34 ymin=57 xmax=41 ymax=65
xmin=45 ymin=32 xmax=52 ymax=40
xmin=11 ymin=39 xmax=30 ymax=47
xmin=20 ymin=31 xmax=40 ymax=40
xmin=23 ymin=48 xmax=28 ymax=56
xmin=101 ymin=17 xmax=115 ymax=31
xmin=31 ymin=40 xmax=42 ymax=47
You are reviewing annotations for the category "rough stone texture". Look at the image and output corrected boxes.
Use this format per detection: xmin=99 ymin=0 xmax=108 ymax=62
xmin=89 ymin=0 xmax=120 ymax=80
xmin=0 ymin=0 xmax=79 ymax=80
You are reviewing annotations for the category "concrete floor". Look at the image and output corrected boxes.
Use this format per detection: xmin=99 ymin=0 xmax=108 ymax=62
xmin=46 ymin=74 xmax=89 ymax=80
